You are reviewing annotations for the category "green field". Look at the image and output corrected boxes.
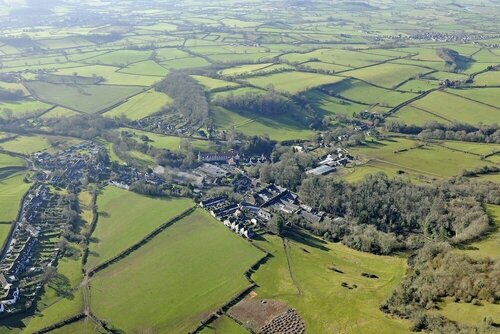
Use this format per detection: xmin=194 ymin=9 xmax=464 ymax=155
xmin=39 ymin=106 xmax=80 ymax=119
xmin=408 ymin=90 xmax=500 ymax=125
xmin=0 ymin=134 xmax=81 ymax=155
xmin=245 ymin=71 xmax=344 ymax=95
xmin=25 ymin=81 xmax=145 ymax=114
xmin=87 ymin=186 xmax=194 ymax=269
xmin=323 ymin=79 xmax=418 ymax=106
xmin=91 ymin=209 xmax=264 ymax=333
xmin=0 ymin=224 xmax=11 ymax=248
xmin=341 ymin=63 xmax=431 ymax=88
xmin=447 ymin=88 xmax=500 ymax=108
xmin=199 ymin=315 xmax=248 ymax=334
xmin=350 ymin=138 xmax=495 ymax=178
xmin=0 ymin=172 xmax=30 ymax=222
xmin=252 ymin=233 xmax=410 ymax=333
xmin=119 ymin=128 xmax=212 ymax=152
xmin=436 ymin=298 xmax=499 ymax=327
xmin=192 ymin=75 xmax=240 ymax=91
xmin=104 ymin=90 xmax=171 ymax=120
xmin=473 ymin=71 xmax=500 ymax=86
xmin=119 ymin=60 xmax=169 ymax=76
xmin=212 ymin=106 xmax=315 ymax=141
xmin=0 ymin=98 xmax=52 ymax=118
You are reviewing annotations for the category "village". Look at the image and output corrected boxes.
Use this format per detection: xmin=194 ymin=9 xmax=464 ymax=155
xmin=0 ymin=136 xmax=352 ymax=313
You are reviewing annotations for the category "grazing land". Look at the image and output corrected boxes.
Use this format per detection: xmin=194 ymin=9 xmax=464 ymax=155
xmin=90 ymin=209 xmax=264 ymax=333
xmin=87 ymin=186 xmax=194 ymax=269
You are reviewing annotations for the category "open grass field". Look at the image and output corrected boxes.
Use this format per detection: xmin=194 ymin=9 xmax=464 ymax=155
xmin=103 ymin=90 xmax=171 ymax=120
xmin=323 ymin=79 xmax=418 ymax=106
xmin=0 ymin=98 xmax=52 ymax=118
xmin=54 ymin=65 xmax=160 ymax=86
xmin=436 ymin=298 xmax=499 ymax=327
xmin=350 ymin=138 xmax=495 ymax=178
xmin=119 ymin=60 xmax=169 ymax=77
xmin=438 ymin=141 xmax=500 ymax=156
xmin=119 ymin=128 xmax=212 ymax=152
xmin=0 ymin=224 xmax=11 ymax=249
xmin=0 ymin=134 xmax=81 ymax=155
xmin=25 ymin=81 xmax=145 ymax=114
xmin=447 ymin=88 xmax=500 ymax=108
xmin=192 ymin=75 xmax=240 ymax=91
xmin=0 ymin=153 xmax=25 ymax=168
xmin=91 ymin=209 xmax=264 ymax=333
xmin=341 ymin=63 xmax=431 ymax=88
xmin=340 ymin=161 xmax=425 ymax=184
xmin=305 ymin=90 xmax=368 ymax=118
xmin=388 ymin=105 xmax=451 ymax=125
xmin=87 ymin=186 xmax=194 ymax=269
xmin=473 ymin=71 xmax=500 ymax=86
xmin=47 ymin=319 xmax=107 ymax=334
xmin=83 ymin=50 xmax=153 ymax=66
xmin=280 ymin=49 xmax=390 ymax=68
xmin=0 ymin=172 xmax=30 ymax=222
xmin=252 ymin=233 xmax=410 ymax=334
xmin=39 ymin=106 xmax=80 ymax=119
xmin=199 ymin=315 xmax=248 ymax=334
xmin=244 ymin=71 xmax=344 ymax=95
xmin=408 ymin=90 xmax=500 ymax=125
xmin=212 ymin=106 xmax=315 ymax=141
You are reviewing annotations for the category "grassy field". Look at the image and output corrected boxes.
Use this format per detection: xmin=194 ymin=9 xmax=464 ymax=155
xmin=87 ymin=186 xmax=194 ymax=269
xmin=91 ymin=209 xmax=264 ymax=333
xmin=25 ymin=81 xmax=145 ymax=114
xmin=47 ymin=319 xmax=107 ymax=334
xmin=305 ymin=90 xmax=368 ymax=118
xmin=0 ymin=172 xmax=30 ymax=222
xmin=119 ymin=60 xmax=169 ymax=76
xmin=0 ymin=135 xmax=81 ymax=155
xmin=388 ymin=105 xmax=450 ymax=125
xmin=103 ymin=90 xmax=171 ymax=120
xmin=39 ymin=106 xmax=80 ymax=119
xmin=409 ymin=90 xmax=500 ymax=125
xmin=438 ymin=141 xmax=500 ymax=156
xmin=341 ymin=63 xmax=431 ymax=88
xmin=0 ymin=98 xmax=52 ymax=118
xmin=323 ymin=79 xmax=418 ymax=106
xmin=473 ymin=71 xmax=500 ymax=86
xmin=447 ymin=88 xmax=500 ymax=108
xmin=252 ymin=233 xmax=410 ymax=333
xmin=192 ymin=75 xmax=240 ymax=91
xmin=199 ymin=315 xmax=248 ymax=334
xmin=244 ymin=71 xmax=344 ymax=95
xmin=350 ymin=138 xmax=494 ymax=178
xmin=436 ymin=298 xmax=499 ymax=327
xmin=212 ymin=106 xmax=315 ymax=141
xmin=0 ymin=224 xmax=11 ymax=249
xmin=55 ymin=65 xmax=160 ymax=86
xmin=119 ymin=128 xmax=212 ymax=152
xmin=0 ymin=153 xmax=25 ymax=168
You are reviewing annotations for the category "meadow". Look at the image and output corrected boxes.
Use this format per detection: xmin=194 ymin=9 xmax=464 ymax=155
xmin=25 ymin=81 xmax=146 ymax=114
xmin=90 ymin=209 xmax=264 ymax=333
xmin=244 ymin=71 xmax=344 ymax=95
xmin=350 ymin=138 xmax=495 ymax=178
xmin=341 ymin=63 xmax=432 ymax=88
xmin=0 ymin=172 xmax=31 ymax=222
xmin=252 ymin=233 xmax=410 ymax=334
xmin=103 ymin=90 xmax=172 ymax=120
xmin=87 ymin=186 xmax=194 ymax=269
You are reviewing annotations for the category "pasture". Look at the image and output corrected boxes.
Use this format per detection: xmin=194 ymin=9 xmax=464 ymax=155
xmin=436 ymin=298 xmax=499 ymax=327
xmin=409 ymin=90 xmax=500 ymax=125
xmin=341 ymin=63 xmax=431 ymax=88
xmin=0 ymin=135 xmax=81 ymax=155
xmin=349 ymin=138 xmax=495 ymax=178
xmin=103 ymin=90 xmax=172 ymax=120
xmin=0 ymin=172 xmax=30 ymax=222
xmin=25 ymin=81 xmax=145 ymax=114
xmin=90 ymin=209 xmax=264 ymax=333
xmin=252 ymin=233 xmax=410 ymax=333
xmin=119 ymin=128 xmax=212 ymax=152
xmin=192 ymin=75 xmax=240 ymax=91
xmin=87 ymin=186 xmax=194 ymax=269
xmin=245 ymin=71 xmax=344 ymax=95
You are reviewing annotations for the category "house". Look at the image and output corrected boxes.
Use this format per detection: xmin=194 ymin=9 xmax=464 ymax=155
xmin=199 ymin=196 xmax=226 ymax=209
xmin=198 ymin=151 xmax=239 ymax=163
xmin=306 ymin=165 xmax=336 ymax=176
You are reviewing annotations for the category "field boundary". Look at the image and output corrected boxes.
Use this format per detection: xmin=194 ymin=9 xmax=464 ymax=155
xmin=88 ymin=205 xmax=197 ymax=275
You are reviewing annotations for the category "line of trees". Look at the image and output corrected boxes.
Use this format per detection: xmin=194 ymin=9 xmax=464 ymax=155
xmin=385 ymin=120 xmax=500 ymax=144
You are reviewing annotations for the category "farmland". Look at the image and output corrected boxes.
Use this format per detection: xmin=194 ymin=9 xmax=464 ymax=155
xmin=90 ymin=209 xmax=264 ymax=333
xmin=87 ymin=186 xmax=194 ymax=269
xmin=251 ymin=233 xmax=410 ymax=334
xmin=0 ymin=0 xmax=498 ymax=332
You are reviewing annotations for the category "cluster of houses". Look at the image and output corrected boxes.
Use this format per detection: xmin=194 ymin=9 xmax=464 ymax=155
xmin=306 ymin=148 xmax=352 ymax=176
xmin=0 ymin=185 xmax=65 ymax=313
xmin=199 ymin=196 xmax=260 ymax=239
xmin=33 ymin=141 xmax=108 ymax=187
